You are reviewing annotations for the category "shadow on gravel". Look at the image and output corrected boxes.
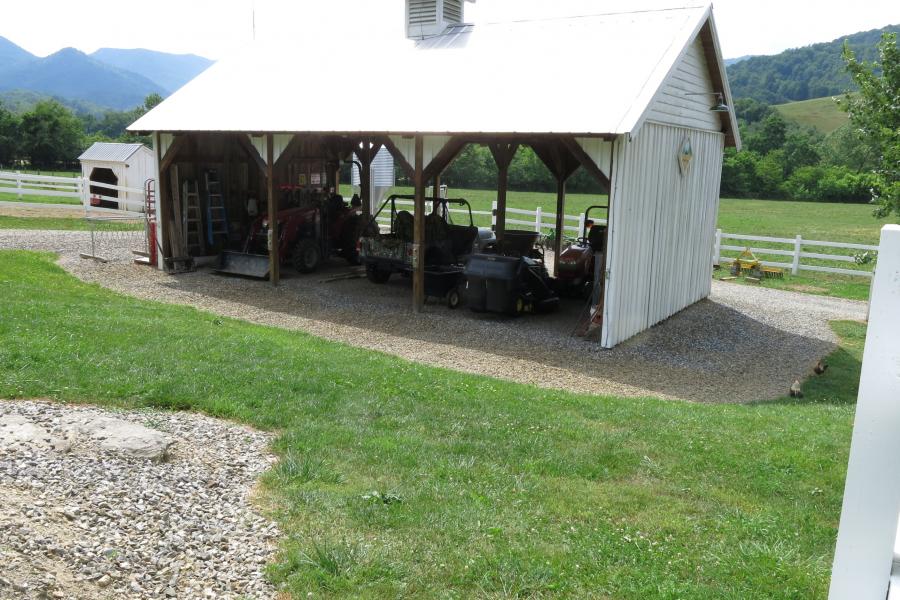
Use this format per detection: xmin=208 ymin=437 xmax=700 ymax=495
xmin=146 ymin=261 xmax=841 ymax=404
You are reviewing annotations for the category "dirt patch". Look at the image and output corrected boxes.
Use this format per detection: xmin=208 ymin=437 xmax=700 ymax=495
xmin=787 ymin=284 xmax=830 ymax=294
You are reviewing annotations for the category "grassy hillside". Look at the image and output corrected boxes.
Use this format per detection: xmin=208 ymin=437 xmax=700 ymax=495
xmin=774 ymin=97 xmax=849 ymax=134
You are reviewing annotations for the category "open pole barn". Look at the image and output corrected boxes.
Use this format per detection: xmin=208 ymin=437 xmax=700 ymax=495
xmin=128 ymin=1 xmax=740 ymax=348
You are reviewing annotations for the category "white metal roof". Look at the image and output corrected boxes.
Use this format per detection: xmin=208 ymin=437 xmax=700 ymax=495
xmin=78 ymin=142 xmax=149 ymax=163
xmin=130 ymin=4 xmax=736 ymax=142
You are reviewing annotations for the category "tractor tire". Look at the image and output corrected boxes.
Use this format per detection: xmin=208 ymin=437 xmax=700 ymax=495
xmin=292 ymin=239 xmax=322 ymax=273
xmin=366 ymin=263 xmax=391 ymax=284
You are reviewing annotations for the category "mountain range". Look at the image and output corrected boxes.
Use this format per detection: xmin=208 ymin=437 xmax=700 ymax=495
xmin=726 ymin=24 xmax=900 ymax=105
xmin=1 ymin=22 xmax=898 ymax=116
xmin=0 ymin=37 xmax=212 ymax=111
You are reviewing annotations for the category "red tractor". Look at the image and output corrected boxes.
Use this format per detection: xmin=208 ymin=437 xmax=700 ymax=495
xmin=217 ymin=189 xmax=362 ymax=278
xmin=554 ymin=203 xmax=608 ymax=297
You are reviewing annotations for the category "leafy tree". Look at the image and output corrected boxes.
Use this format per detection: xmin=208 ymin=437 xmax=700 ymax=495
xmin=0 ymin=102 xmax=19 ymax=167
xmin=19 ymin=100 xmax=84 ymax=168
xmin=733 ymin=97 xmax=774 ymax=127
xmin=841 ymin=33 xmax=900 ymax=217
xmin=819 ymin=123 xmax=879 ymax=173
xmin=782 ymin=131 xmax=822 ymax=175
xmin=745 ymin=113 xmax=788 ymax=155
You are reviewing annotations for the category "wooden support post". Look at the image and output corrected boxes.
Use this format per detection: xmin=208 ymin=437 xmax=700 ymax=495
xmin=266 ymin=134 xmax=279 ymax=286
xmin=488 ymin=143 xmax=518 ymax=244
xmin=495 ymin=164 xmax=509 ymax=240
xmin=153 ymin=132 xmax=171 ymax=265
xmin=554 ymin=177 xmax=566 ymax=272
xmin=432 ymin=175 xmax=441 ymax=213
xmin=413 ymin=135 xmax=425 ymax=313
xmin=530 ymin=139 xmax=579 ymax=276
xmin=357 ymin=139 xmax=383 ymax=217
xmin=360 ymin=159 xmax=372 ymax=216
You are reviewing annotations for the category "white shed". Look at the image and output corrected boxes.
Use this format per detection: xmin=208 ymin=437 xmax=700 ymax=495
xmin=78 ymin=142 xmax=155 ymax=212
xmin=130 ymin=2 xmax=740 ymax=348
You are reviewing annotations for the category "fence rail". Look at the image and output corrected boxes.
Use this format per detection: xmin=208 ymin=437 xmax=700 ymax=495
xmin=714 ymin=229 xmax=877 ymax=279
xmin=3 ymin=170 xmax=879 ymax=279
xmin=0 ymin=170 xmax=146 ymax=214
xmin=372 ymin=199 xmax=876 ymax=279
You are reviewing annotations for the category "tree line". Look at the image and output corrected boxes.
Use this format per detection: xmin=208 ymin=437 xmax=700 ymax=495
xmin=720 ymin=99 xmax=877 ymax=203
xmin=0 ymin=93 xmax=161 ymax=170
xmin=723 ymin=32 xmax=897 ymax=217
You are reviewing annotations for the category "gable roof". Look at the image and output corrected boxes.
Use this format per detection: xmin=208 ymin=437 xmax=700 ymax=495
xmin=78 ymin=142 xmax=149 ymax=163
xmin=129 ymin=3 xmax=738 ymax=146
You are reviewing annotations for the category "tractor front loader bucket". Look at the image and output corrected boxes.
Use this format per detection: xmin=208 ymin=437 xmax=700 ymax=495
xmin=215 ymin=251 xmax=271 ymax=278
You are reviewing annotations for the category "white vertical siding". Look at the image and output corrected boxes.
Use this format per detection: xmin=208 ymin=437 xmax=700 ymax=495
xmin=644 ymin=36 xmax=721 ymax=132
xmin=602 ymin=123 xmax=724 ymax=348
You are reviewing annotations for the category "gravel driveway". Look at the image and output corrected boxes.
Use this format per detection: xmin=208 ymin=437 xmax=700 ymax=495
xmin=0 ymin=399 xmax=277 ymax=599
xmin=1 ymin=229 xmax=868 ymax=403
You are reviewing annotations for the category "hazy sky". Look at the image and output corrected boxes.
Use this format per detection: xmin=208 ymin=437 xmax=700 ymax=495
xmin=0 ymin=0 xmax=896 ymax=61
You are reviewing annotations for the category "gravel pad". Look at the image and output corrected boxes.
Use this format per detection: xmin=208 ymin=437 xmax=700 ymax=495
xmin=0 ymin=399 xmax=277 ymax=599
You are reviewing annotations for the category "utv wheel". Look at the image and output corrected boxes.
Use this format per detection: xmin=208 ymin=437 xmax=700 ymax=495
xmin=292 ymin=239 xmax=322 ymax=273
xmin=365 ymin=263 xmax=391 ymax=284
xmin=447 ymin=287 xmax=461 ymax=309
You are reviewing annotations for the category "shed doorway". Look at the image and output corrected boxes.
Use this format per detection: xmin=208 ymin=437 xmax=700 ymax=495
xmin=89 ymin=167 xmax=119 ymax=208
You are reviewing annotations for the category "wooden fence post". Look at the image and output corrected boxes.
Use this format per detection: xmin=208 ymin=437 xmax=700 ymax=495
xmin=792 ymin=234 xmax=802 ymax=275
xmin=15 ymin=170 xmax=22 ymax=200
xmin=535 ymin=206 xmax=542 ymax=234
xmin=829 ymin=225 xmax=900 ymax=599
xmin=578 ymin=212 xmax=586 ymax=238
xmin=491 ymin=200 xmax=497 ymax=231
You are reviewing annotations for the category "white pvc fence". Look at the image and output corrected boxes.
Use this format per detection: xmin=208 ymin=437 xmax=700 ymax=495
xmin=829 ymin=225 xmax=900 ymax=600
xmin=714 ymin=229 xmax=878 ymax=278
xmin=375 ymin=198 xmax=876 ymax=278
xmin=375 ymin=199 xmax=607 ymax=236
xmin=0 ymin=170 xmax=146 ymax=214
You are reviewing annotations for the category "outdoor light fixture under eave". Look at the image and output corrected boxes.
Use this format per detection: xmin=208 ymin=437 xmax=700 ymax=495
xmin=686 ymin=91 xmax=730 ymax=113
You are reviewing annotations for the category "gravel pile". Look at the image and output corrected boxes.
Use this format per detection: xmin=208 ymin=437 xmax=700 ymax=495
xmin=0 ymin=399 xmax=278 ymax=599
xmin=0 ymin=228 xmax=868 ymax=403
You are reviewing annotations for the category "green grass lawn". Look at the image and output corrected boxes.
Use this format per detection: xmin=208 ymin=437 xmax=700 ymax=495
xmin=0 ymin=216 xmax=138 ymax=231
xmin=0 ymin=191 xmax=82 ymax=205
xmin=773 ymin=97 xmax=849 ymax=135
xmin=0 ymin=250 xmax=864 ymax=598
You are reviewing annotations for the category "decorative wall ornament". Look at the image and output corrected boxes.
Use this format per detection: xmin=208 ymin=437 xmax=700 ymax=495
xmin=678 ymin=136 xmax=693 ymax=176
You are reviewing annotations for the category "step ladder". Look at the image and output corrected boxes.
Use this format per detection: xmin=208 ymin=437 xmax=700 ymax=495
xmin=205 ymin=170 xmax=228 ymax=247
xmin=182 ymin=180 xmax=205 ymax=255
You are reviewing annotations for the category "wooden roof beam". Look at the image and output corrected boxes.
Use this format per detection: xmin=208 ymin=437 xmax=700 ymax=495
xmin=561 ymin=137 xmax=610 ymax=192
xmin=234 ymin=134 xmax=267 ymax=174
xmin=423 ymin=136 xmax=468 ymax=181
